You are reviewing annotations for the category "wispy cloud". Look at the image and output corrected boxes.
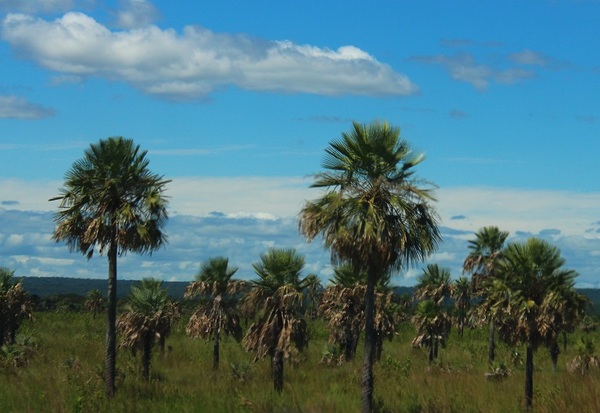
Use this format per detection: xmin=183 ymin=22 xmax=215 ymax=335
xmin=411 ymin=53 xmax=535 ymax=90
xmin=115 ymin=0 xmax=159 ymax=29
xmin=0 ymin=95 xmax=55 ymax=119
xmin=448 ymin=109 xmax=468 ymax=119
xmin=0 ymin=0 xmax=91 ymax=14
xmin=150 ymin=145 xmax=254 ymax=156
xmin=576 ymin=114 xmax=597 ymax=123
xmin=1 ymin=12 xmax=419 ymax=100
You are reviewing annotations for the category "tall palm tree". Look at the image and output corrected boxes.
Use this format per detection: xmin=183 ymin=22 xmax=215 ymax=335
xmin=299 ymin=121 xmax=440 ymax=412
xmin=462 ymin=226 xmax=509 ymax=363
xmin=184 ymin=257 xmax=246 ymax=370
xmin=242 ymin=248 xmax=310 ymax=393
xmin=491 ymin=238 xmax=585 ymax=409
xmin=0 ymin=268 xmax=33 ymax=346
xmin=117 ymin=278 xmax=179 ymax=381
xmin=51 ymin=137 xmax=170 ymax=397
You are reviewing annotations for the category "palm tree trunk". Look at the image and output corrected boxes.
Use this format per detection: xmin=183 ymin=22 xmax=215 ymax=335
xmin=428 ymin=335 xmax=434 ymax=364
xmin=549 ymin=340 xmax=559 ymax=373
xmin=488 ymin=319 xmax=496 ymax=364
xmin=142 ymin=333 xmax=152 ymax=381
xmin=360 ymin=269 xmax=376 ymax=413
xmin=159 ymin=335 xmax=166 ymax=357
xmin=213 ymin=331 xmax=220 ymax=370
xmin=525 ymin=343 xmax=534 ymax=410
xmin=104 ymin=240 xmax=117 ymax=398
xmin=272 ymin=349 xmax=284 ymax=393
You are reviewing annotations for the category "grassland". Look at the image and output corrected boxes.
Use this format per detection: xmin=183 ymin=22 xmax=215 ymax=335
xmin=1 ymin=311 xmax=599 ymax=413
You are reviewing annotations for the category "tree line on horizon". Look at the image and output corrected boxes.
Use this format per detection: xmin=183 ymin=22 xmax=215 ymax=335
xmin=3 ymin=121 xmax=592 ymax=412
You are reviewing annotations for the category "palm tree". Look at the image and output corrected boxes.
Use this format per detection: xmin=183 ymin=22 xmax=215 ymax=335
xmin=84 ymin=289 xmax=105 ymax=319
xmin=412 ymin=264 xmax=452 ymax=361
xmin=491 ymin=238 xmax=585 ymax=409
xmin=411 ymin=299 xmax=452 ymax=363
xmin=0 ymin=268 xmax=33 ymax=346
xmin=184 ymin=257 xmax=245 ymax=370
xmin=452 ymin=276 xmax=472 ymax=338
xmin=321 ymin=263 xmax=398 ymax=363
xmin=116 ymin=278 xmax=179 ymax=381
xmin=299 ymin=121 xmax=440 ymax=412
xmin=462 ymin=226 xmax=509 ymax=363
xmin=50 ymin=137 xmax=170 ymax=397
xmin=320 ymin=263 xmax=367 ymax=362
xmin=414 ymin=264 xmax=452 ymax=306
xmin=242 ymin=248 xmax=310 ymax=393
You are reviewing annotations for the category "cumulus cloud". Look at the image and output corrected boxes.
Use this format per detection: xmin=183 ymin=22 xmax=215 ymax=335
xmin=411 ymin=53 xmax=535 ymax=90
xmin=0 ymin=95 xmax=55 ymax=119
xmin=1 ymin=12 xmax=419 ymax=100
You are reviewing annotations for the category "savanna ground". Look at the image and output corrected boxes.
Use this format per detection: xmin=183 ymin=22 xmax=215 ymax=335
xmin=1 ymin=311 xmax=599 ymax=413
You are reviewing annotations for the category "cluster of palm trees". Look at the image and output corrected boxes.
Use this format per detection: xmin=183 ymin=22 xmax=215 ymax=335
xmin=48 ymin=124 xmax=591 ymax=412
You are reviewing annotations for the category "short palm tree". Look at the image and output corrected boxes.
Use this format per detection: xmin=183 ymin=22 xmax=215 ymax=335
xmin=320 ymin=263 xmax=367 ymax=362
xmin=0 ymin=268 xmax=33 ymax=346
xmin=242 ymin=248 xmax=310 ymax=393
xmin=412 ymin=264 xmax=453 ymax=361
xmin=414 ymin=264 xmax=452 ymax=306
xmin=184 ymin=257 xmax=246 ymax=370
xmin=491 ymin=238 xmax=585 ymax=409
xmin=411 ymin=299 xmax=452 ymax=363
xmin=452 ymin=276 xmax=472 ymax=338
xmin=463 ymin=226 xmax=509 ymax=363
xmin=299 ymin=121 xmax=440 ymax=413
xmin=84 ymin=289 xmax=105 ymax=319
xmin=51 ymin=137 xmax=170 ymax=396
xmin=321 ymin=263 xmax=397 ymax=363
xmin=117 ymin=278 xmax=179 ymax=381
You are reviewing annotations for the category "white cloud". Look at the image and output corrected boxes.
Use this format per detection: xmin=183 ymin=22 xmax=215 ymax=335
xmin=1 ymin=178 xmax=599 ymax=286
xmin=436 ymin=186 xmax=600 ymax=236
xmin=0 ymin=95 xmax=55 ymax=119
xmin=1 ymin=12 xmax=419 ymax=100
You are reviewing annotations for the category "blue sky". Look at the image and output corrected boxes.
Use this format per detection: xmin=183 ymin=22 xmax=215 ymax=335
xmin=0 ymin=0 xmax=599 ymax=287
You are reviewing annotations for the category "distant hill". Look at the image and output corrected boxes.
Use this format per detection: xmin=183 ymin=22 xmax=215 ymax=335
xmin=21 ymin=276 xmax=189 ymax=299
xmin=18 ymin=276 xmax=600 ymax=315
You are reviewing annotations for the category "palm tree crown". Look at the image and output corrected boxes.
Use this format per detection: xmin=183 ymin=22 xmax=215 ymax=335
xmin=51 ymin=137 xmax=170 ymax=258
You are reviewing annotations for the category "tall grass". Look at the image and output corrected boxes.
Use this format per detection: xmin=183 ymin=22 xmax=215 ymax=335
xmin=0 ymin=312 xmax=598 ymax=412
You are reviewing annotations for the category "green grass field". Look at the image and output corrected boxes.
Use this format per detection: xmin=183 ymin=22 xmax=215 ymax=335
xmin=1 ymin=312 xmax=598 ymax=413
